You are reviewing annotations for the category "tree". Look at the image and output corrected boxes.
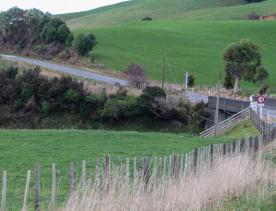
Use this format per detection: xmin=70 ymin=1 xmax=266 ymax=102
xmin=73 ymin=33 xmax=97 ymax=56
xmin=255 ymin=66 xmax=269 ymax=86
xmin=223 ymin=39 xmax=261 ymax=93
xmin=40 ymin=18 xmax=72 ymax=45
xmin=188 ymin=74 xmax=195 ymax=87
xmin=138 ymin=86 xmax=166 ymax=117
xmin=124 ymin=63 xmax=147 ymax=88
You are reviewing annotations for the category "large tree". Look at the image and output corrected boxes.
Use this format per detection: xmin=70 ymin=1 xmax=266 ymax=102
xmin=223 ymin=39 xmax=262 ymax=93
xmin=0 ymin=7 xmax=72 ymax=50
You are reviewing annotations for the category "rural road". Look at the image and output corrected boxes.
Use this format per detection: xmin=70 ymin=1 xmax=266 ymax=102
xmin=2 ymin=54 xmax=276 ymax=122
xmin=0 ymin=54 xmax=128 ymax=86
xmin=0 ymin=54 xmax=209 ymax=103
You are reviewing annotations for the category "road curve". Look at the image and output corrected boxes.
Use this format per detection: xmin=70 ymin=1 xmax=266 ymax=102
xmin=0 ymin=54 xmax=128 ymax=86
xmin=1 ymin=54 xmax=209 ymax=103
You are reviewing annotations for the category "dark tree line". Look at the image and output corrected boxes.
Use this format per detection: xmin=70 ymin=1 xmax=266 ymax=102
xmin=0 ymin=66 xmax=207 ymax=131
xmin=246 ymin=0 xmax=265 ymax=3
xmin=0 ymin=7 xmax=97 ymax=59
xmin=0 ymin=8 xmax=72 ymax=50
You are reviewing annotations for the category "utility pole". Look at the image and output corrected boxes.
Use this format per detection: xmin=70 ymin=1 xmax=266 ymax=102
xmin=214 ymin=72 xmax=221 ymax=136
xmin=162 ymin=48 xmax=165 ymax=90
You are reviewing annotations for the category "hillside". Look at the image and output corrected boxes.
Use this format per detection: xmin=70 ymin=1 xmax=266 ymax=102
xmin=61 ymin=0 xmax=276 ymax=29
xmin=74 ymin=20 xmax=276 ymax=87
xmin=62 ymin=0 xmax=247 ymax=29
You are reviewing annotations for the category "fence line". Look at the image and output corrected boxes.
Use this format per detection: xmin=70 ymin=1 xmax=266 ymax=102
xmin=0 ymin=110 xmax=275 ymax=210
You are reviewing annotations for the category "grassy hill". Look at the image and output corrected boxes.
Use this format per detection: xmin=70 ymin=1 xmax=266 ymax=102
xmin=64 ymin=0 xmax=246 ymax=29
xmin=74 ymin=20 xmax=276 ymax=87
xmin=0 ymin=129 xmax=232 ymax=209
xmin=61 ymin=0 xmax=276 ymax=29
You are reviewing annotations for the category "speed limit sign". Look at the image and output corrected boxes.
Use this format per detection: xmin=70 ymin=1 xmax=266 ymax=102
xmin=257 ymin=95 xmax=265 ymax=106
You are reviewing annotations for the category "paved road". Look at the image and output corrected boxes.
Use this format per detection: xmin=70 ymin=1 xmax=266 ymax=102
xmin=0 ymin=54 xmax=210 ymax=103
xmin=187 ymin=91 xmax=208 ymax=103
xmin=0 ymin=54 xmax=128 ymax=86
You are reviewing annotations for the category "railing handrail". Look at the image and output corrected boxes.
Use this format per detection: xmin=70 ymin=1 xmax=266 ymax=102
xmin=200 ymin=107 xmax=250 ymax=137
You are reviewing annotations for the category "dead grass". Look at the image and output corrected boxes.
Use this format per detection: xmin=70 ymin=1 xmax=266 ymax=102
xmin=62 ymin=150 xmax=276 ymax=211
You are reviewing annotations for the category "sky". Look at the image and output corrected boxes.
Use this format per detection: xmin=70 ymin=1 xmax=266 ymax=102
xmin=0 ymin=0 xmax=128 ymax=14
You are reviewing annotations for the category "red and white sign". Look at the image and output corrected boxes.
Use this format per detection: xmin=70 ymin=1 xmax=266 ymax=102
xmin=257 ymin=95 xmax=265 ymax=107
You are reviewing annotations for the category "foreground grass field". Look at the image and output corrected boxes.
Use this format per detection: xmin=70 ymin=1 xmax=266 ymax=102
xmin=74 ymin=20 xmax=276 ymax=88
xmin=0 ymin=129 xmax=235 ymax=209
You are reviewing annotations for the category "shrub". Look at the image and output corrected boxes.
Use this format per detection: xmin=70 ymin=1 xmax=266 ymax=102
xmin=188 ymin=74 xmax=195 ymax=87
xmin=34 ymin=45 xmax=47 ymax=55
xmin=248 ymin=12 xmax=260 ymax=20
xmin=138 ymin=86 xmax=166 ymax=116
xmin=124 ymin=63 xmax=147 ymax=88
xmin=142 ymin=16 xmax=152 ymax=21
xmin=102 ymin=96 xmax=138 ymax=120
xmin=41 ymin=101 xmax=49 ymax=117
xmin=73 ymin=33 xmax=97 ymax=56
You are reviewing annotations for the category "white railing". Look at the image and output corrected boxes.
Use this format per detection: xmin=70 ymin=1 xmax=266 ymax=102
xmin=200 ymin=107 xmax=250 ymax=137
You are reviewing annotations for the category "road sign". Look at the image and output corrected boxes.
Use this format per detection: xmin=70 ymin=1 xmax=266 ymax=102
xmin=257 ymin=95 xmax=265 ymax=107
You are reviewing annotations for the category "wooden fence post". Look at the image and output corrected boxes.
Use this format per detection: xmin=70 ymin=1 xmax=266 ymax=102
xmin=125 ymin=158 xmax=130 ymax=187
xmin=180 ymin=154 xmax=184 ymax=176
xmin=209 ymin=144 xmax=213 ymax=167
xmin=34 ymin=163 xmax=40 ymax=211
xmin=81 ymin=160 xmax=87 ymax=190
xmin=222 ymin=143 xmax=226 ymax=156
xmin=183 ymin=153 xmax=188 ymax=177
xmin=133 ymin=158 xmax=137 ymax=180
xmin=22 ymin=170 xmax=31 ymax=211
xmin=232 ymin=141 xmax=236 ymax=154
xmin=254 ymin=136 xmax=259 ymax=152
xmin=51 ymin=163 xmax=56 ymax=211
xmin=142 ymin=158 xmax=149 ymax=192
xmin=193 ymin=148 xmax=198 ymax=172
xmin=168 ymin=155 xmax=172 ymax=177
xmin=240 ymin=139 xmax=245 ymax=153
xmin=104 ymin=155 xmax=110 ymax=193
xmin=69 ymin=163 xmax=75 ymax=196
xmin=163 ymin=157 xmax=166 ymax=178
xmin=1 ymin=171 xmax=7 ymax=211
xmin=172 ymin=155 xmax=176 ymax=177
xmin=249 ymin=137 xmax=253 ymax=152
xmin=159 ymin=157 xmax=163 ymax=177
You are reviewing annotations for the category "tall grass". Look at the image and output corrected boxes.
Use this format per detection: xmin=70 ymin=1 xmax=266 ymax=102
xmin=62 ymin=151 xmax=276 ymax=210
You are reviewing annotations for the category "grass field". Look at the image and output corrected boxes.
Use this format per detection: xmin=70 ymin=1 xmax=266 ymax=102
xmin=63 ymin=0 xmax=276 ymax=29
xmin=73 ymin=20 xmax=276 ymax=88
xmin=62 ymin=0 xmax=245 ymax=28
xmin=0 ymin=129 xmax=236 ymax=209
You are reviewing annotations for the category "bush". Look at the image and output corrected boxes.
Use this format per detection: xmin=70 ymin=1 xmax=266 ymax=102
xmin=138 ymin=86 xmax=166 ymax=116
xmin=102 ymin=96 xmax=138 ymax=120
xmin=248 ymin=12 xmax=260 ymax=20
xmin=124 ymin=63 xmax=147 ymax=88
xmin=142 ymin=16 xmax=152 ymax=21
xmin=73 ymin=33 xmax=97 ymax=56
xmin=34 ymin=45 xmax=47 ymax=55
xmin=188 ymin=74 xmax=195 ymax=87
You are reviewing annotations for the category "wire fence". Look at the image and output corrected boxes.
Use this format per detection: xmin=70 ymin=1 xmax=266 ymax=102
xmin=0 ymin=110 xmax=275 ymax=210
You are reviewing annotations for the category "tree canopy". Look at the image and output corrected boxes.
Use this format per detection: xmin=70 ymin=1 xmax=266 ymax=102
xmin=0 ymin=7 xmax=73 ymax=51
xmin=223 ymin=39 xmax=266 ymax=93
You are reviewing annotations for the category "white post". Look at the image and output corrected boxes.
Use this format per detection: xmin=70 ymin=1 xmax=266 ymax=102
xmin=260 ymin=106 xmax=263 ymax=119
xmin=1 ymin=171 xmax=7 ymax=211
xmin=185 ymin=72 xmax=189 ymax=89
xmin=22 ymin=170 xmax=31 ymax=211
